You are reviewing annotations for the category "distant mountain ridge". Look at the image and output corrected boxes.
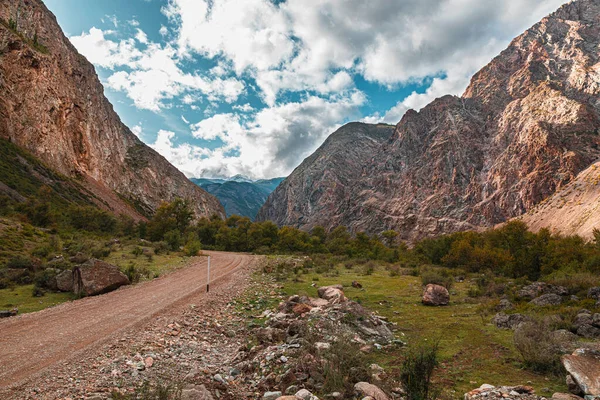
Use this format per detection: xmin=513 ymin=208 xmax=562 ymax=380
xmin=0 ymin=0 xmax=224 ymax=220
xmin=192 ymin=177 xmax=284 ymax=220
xmin=258 ymin=0 xmax=600 ymax=242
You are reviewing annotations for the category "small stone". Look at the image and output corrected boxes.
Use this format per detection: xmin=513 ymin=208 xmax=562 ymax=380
xmin=263 ymin=391 xmax=282 ymax=400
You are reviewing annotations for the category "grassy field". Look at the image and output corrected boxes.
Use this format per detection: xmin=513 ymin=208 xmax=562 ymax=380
xmin=0 ymin=284 xmax=77 ymax=313
xmin=273 ymin=262 xmax=566 ymax=398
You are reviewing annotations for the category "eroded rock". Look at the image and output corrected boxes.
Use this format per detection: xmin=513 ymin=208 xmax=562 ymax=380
xmin=562 ymin=349 xmax=600 ymax=396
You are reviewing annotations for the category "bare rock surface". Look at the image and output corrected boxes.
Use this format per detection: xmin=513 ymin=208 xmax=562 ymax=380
xmin=54 ymin=269 xmax=73 ymax=292
xmin=354 ymin=382 xmax=390 ymax=400
xmin=258 ymin=0 xmax=600 ymax=242
xmin=562 ymin=349 xmax=600 ymax=396
xmin=72 ymin=259 xmax=130 ymax=296
xmin=0 ymin=0 xmax=224 ymax=220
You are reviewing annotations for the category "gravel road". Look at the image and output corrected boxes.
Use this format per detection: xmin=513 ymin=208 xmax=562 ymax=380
xmin=0 ymin=251 xmax=254 ymax=389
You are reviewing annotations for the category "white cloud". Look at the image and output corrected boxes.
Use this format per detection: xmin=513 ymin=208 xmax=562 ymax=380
xmin=131 ymin=124 xmax=143 ymax=138
xmin=163 ymin=0 xmax=294 ymax=74
xmin=135 ymin=28 xmax=149 ymax=44
xmin=233 ymin=103 xmax=254 ymax=113
xmin=159 ymin=25 xmax=169 ymax=36
xmin=71 ymin=28 xmax=245 ymax=111
xmin=153 ymin=92 xmax=366 ymax=179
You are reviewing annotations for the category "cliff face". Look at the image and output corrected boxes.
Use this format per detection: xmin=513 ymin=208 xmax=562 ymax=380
xmin=256 ymin=123 xmax=396 ymax=230
xmin=0 ymin=0 xmax=224 ymax=219
xmin=258 ymin=0 xmax=600 ymax=242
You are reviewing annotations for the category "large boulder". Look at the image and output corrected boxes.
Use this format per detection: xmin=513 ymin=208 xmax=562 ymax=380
xmin=72 ymin=259 xmax=129 ymax=296
xmin=317 ymin=285 xmax=346 ymax=304
xmin=562 ymin=349 xmax=600 ymax=396
xmin=354 ymin=382 xmax=390 ymax=400
xmin=55 ymin=270 xmax=74 ymax=292
xmin=530 ymin=293 xmax=563 ymax=307
xmin=588 ymin=287 xmax=600 ymax=300
xmin=422 ymin=284 xmax=449 ymax=306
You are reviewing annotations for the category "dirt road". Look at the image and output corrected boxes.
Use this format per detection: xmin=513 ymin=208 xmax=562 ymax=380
xmin=0 ymin=251 xmax=254 ymax=389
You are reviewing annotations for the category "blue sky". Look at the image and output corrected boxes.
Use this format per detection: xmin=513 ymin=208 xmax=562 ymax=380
xmin=44 ymin=0 xmax=567 ymax=179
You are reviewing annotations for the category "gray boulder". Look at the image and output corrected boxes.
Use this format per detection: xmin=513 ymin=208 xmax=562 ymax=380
xmin=55 ymin=270 xmax=74 ymax=292
xmin=72 ymin=259 xmax=129 ymax=296
xmin=587 ymin=287 xmax=600 ymax=300
xmin=530 ymin=293 xmax=563 ymax=306
xmin=493 ymin=313 xmax=529 ymax=330
xmin=518 ymin=282 xmax=568 ymax=300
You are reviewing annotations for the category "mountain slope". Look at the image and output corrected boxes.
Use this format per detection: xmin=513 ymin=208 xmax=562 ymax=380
xmin=0 ymin=0 xmax=224 ymax=220
xmin=257 ymin=123 xmax=396 ymax=228
xmin=258 ymin=0 xmax=600 ymax=241
xmin=193 ymin=177 xmax=284 ymax=220
xmin=517 ymin=160 xmax=600 ymax=239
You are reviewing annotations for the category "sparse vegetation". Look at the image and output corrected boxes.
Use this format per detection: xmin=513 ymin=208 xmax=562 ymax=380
xmin=401 ymin=341 xmax=440 ymax=400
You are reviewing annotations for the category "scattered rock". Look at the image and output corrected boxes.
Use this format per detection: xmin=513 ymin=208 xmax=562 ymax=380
xmin=72 ymin=259 xmax=130 ymax=296
xmin=292 ymin=303 xmax=312 ymax=315
xmin=295 ymin=388 xmax=319 ymax=400
xmin=263 ymin=391 xmax=283 ymax=400
xmin=421 ymin=284 xmax=449 ymax=306
xmin=562 ymin=349 xmax=600 ymax=396
xmin=464 ymin=384 xmax=541 ymax=399
xmin=530 ymin=293 xmax=563 ymax=306
xmin=493 ymin=313 xmax=529 ymax=330
xmin=587 ymin=287 xmax=600 ymax=300
xmin=517 ymin=282 xmax=568 ymax=300
xmin=0 ymin=309 xmax=18 ymax=318
xmin=496 ymin=299 xmax=514 ymax=311
xmin=352 ymin=281 xmax=362 ymax=289
xmin=55 ymin=269 xmax=74 ymax=292
xmin=550 ymin=394 xmax=583 ymax=400
xmin=317 ymin=285 xmax=346 ymax=304
xmin=181 ymin=385 xmax=214 ymax=400
xmin=354 ymin=382 xmax=390 ymax=400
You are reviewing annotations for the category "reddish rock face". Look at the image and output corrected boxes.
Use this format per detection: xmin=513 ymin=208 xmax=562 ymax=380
xmin=0 ymin=1 xmax=224 ymax=220
xmin=258 ymin=0 xmax=600 ymax=242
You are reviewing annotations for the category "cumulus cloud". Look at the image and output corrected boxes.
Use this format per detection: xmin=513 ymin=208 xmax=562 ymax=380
xmin=152 ymin=92 xmax=365 ymax=178
xmin=71 ymin=28 xmax=245 ymax=111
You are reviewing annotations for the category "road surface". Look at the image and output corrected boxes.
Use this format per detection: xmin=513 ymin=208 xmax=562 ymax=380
xmin=0 ymin=251 xmax=254 ymax=388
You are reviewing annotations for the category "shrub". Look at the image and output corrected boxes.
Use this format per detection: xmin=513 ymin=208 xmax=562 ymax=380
xmin=513 ymin=319 xmax=566 ymax=375
xmin=421 ymin=271 xmax=453 ymax=290
xmin=6 ymin=255 xmax=33 ymax=270
xmin=184 ymin=239 xmax=201 ymax=257
xmin=131 ymin=246 xmax=143 ymax=257
xmin=322 ymin=335 xmax=369 ymax=395
xmin=400 ymin=341 xmax=440 ymax=400
xmin=164 ymin=230 xmax=182 ymax=251
xmin=32 ymin=283 xmax=45 ymax=297
xmin=153 ymin=241 xmax=170 ymax=255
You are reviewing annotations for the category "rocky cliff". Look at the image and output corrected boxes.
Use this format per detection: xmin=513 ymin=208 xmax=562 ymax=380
xmin=0 ymin=0 xmax=224 ymax=219
xmin=256 ymin=123 xmax=396 ymax=229
xmin=258 ymin=0 xmax=600 ymax=242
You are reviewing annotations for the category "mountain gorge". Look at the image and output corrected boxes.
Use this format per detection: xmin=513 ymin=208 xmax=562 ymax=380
xmin=192 ymin=177 xmax=284 ymax=220
xmin=0 ymin=0 xmax=224 ymax=220
xmin=258 ymin=0 xmax=600 ymax=242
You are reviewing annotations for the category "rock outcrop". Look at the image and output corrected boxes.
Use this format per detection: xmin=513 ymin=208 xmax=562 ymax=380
xmin=258 ymin=0 xmax=600 ymax=242
xmin=0 ymin=0 xmax=224 ymax=220
xmin=72 ymin=259 xmax=129 ymax=296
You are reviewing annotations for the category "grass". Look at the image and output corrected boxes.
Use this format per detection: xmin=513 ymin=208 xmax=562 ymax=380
xmin=0 ymin=284 xmax=76 ymax=314
xmin=276 ymin=263 xmax=566 ymax=398
xmin=104 ymin=243 xmax=192 ymax=280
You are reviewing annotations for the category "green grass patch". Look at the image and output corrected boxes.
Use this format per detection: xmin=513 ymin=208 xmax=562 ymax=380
xmin=0 ymin=284 xmax=76 ymax=314
xmin=277 ymin=264 xmax=565 ymax=398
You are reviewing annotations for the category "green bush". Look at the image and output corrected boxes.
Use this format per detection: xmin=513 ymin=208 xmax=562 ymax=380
xmin=184 ymin=239 xmax=201 ymax=257
xmin=400 ymin=341 xmax=440 ymax=400
xmin=420 ymin=270 xmax=453 ymax=290
xmin=6 ymin=255 xmax=33 ymax=270
xmin=164 ymin=230 xmax=182 ymax=251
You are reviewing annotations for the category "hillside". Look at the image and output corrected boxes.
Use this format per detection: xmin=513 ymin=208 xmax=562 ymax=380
xmin=258 ymin=0 xmax=600 ymax=241
xmin=193 ymin=177 xmax=284 ymax=220
xmin=0 ymin=0 xmax=224 ymax=220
